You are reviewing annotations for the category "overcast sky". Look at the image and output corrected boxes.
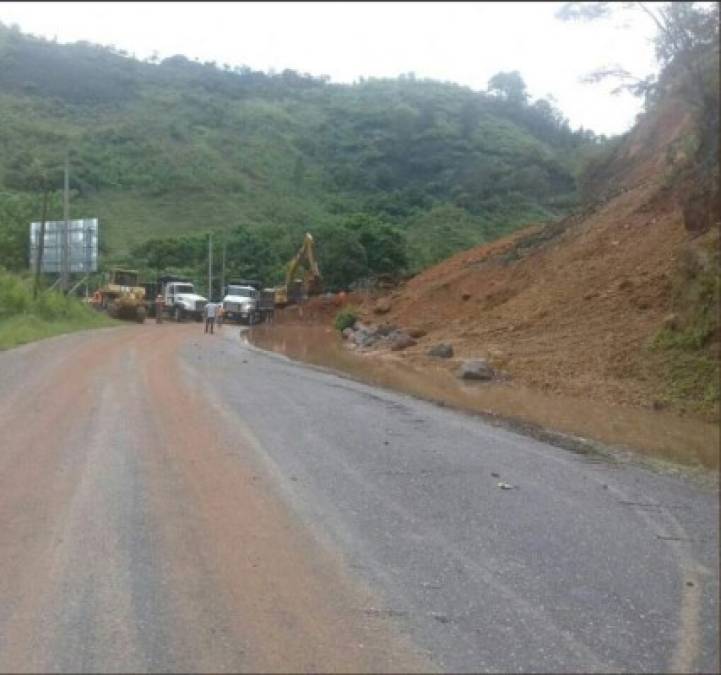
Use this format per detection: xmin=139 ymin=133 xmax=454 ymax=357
xmin=0 ymin=2 xmax=660 ymax=135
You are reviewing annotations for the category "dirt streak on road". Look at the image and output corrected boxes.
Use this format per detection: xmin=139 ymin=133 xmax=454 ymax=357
xmin=0 ymin=325 xmax=431 ymax=673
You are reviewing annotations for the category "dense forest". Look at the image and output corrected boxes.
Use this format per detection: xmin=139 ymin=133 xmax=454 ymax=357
xmin=0 ymin=22 xmax=606 ymax=292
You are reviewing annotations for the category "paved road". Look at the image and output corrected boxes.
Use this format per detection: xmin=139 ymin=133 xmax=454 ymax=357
xmin=0 ymin=324 xmax=717 ymax=673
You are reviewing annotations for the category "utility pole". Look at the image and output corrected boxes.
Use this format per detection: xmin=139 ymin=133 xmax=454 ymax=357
xmin=33 ymin=189 xmax=50 ymax=300
xmin=61 ymin=150 xmax=70 ymax=292
xmin=208 ymin=232 xmax=213 ymax=301
xmin=220 ymin=238 xmax=226 ymax=298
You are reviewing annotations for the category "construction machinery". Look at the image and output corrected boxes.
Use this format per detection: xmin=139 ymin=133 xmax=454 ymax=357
xmin=222 ymin=280 xmax=260 ymax=324
xmin=274 ymin=232 xmax=322 ymax=307
xmin=94 ymin=268 xmax=147 ymax=323
xmin=222 ymin=279 xmax=273 ymax=324
xmin=157 ymin=276 xmax=208 ymax=322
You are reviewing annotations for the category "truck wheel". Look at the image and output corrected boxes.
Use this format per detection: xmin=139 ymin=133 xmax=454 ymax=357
xmin=136 ymin=306 xmax=146 ymax=324
xmin=174 ymin=306 xmax=183 ymax=322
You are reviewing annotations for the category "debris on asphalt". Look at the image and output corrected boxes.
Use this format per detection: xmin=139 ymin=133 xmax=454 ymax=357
xmin=491 ymin=472 xmax=500 ymax=478
xmin=363 ymin=607 xmax=408 ymax=618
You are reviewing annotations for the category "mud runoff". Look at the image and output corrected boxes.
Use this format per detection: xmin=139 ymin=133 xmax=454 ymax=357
xmin=248 ymin=324 xmax=718 ymax=471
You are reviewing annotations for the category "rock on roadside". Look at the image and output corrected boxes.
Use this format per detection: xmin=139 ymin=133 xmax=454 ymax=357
xmin=353 ymin=327 xmax=380 ymax=348
xmin=428 ymin=343 xmax=454 ymax=358
xmin=457 ymin=359 xmax=495 ymax=381
xmin=374 ymin=298 xmax=392 ymax=314
xmin=377 ymin=323 xmax=398 ymax=336
xmin=389 ymin=331 xmax=417 ymax=351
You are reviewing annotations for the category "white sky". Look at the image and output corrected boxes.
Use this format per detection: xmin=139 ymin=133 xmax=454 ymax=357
xmin=0 ymin=1 xmax=660 ymax=135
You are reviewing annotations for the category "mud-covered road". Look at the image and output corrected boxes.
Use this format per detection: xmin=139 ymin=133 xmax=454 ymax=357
xmin=0 ymin=323 xmax=717 ymax=673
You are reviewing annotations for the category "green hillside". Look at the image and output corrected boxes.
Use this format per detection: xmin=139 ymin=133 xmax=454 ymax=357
xmin=0 ymin=22 xmax=602 ymax=289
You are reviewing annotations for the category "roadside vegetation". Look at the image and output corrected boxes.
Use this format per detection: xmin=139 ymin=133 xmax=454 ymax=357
xmin=0 ymin=270 xmax=115 ymax=350
xmin=333 ymin=306 xmax=359 ymax=332
xmin=650 ymin=228 xmax=720 ymax=414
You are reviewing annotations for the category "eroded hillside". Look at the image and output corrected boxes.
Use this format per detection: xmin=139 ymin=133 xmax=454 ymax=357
xmin=356 ymin=91 xmax=719 ymax=418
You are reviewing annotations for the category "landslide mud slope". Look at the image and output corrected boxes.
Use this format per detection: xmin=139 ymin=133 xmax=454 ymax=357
xmin=359 ymin=95 xmax=719 ymax=419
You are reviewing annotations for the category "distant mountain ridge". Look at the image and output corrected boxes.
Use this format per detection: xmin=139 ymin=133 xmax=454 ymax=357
xmin=0 ymin=21 xmax=599 ymax=278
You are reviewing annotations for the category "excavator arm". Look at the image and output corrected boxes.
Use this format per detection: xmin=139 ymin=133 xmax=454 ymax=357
xmin=285 ymin=233 xmax=320 ymax=287
xmin=277 ymin=232 xmax=322 ymax=306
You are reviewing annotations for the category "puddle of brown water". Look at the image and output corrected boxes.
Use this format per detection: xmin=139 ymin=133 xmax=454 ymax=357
xmin=248 ymin=324 xmax=719 ymax=470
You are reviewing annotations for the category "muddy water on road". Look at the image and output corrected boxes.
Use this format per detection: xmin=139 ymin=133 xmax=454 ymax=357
xmin=248 ymin=324 xmax=718 ymax=470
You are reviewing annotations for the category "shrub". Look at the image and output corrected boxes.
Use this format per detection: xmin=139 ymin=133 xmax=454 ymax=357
xmin=334 ymin=306 xmax=358 ymax=332
xmin=0 ymin=269 xmax=109 ymax=322
xmin=0 ymin=270 xmax=31 ymax=317
xmin=33 ymin=289 xmax=76 ymax=320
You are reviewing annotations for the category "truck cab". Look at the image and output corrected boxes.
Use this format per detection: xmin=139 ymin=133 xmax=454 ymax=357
xmin=159 ymin=277 xmax=208 ymax=322
xmin=222 ymin=282 xmax=259 ymax=324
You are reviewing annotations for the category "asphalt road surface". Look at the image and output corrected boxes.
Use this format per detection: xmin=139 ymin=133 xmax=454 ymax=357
xmin=0 ymin=323 xmax=717 ymax=673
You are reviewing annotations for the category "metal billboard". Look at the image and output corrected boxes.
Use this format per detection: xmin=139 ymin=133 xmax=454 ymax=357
xmin=29 ymin=218 xmax=98 ymax=274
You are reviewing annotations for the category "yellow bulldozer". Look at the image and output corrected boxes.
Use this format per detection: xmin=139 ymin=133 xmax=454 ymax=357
xmin=93 ymin=268 xmax=147 ymax=323
xmin=274 ymin=232 xmax=322 ymax=307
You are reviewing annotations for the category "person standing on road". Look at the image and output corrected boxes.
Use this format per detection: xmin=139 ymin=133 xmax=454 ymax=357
xmin=204 ymin=301 xmax=217 ymax=334
xmin=216 ymin=304 xmax=224 ymax=328
xmin=155 ymin=293 xmax=165 ymax=324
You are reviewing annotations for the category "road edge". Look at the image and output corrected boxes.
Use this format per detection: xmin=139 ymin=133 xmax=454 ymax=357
xmin=240 ymin=330 xmax=718 ymax=490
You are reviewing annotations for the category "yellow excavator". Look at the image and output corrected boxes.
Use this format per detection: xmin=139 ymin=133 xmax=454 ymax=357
xmin=274 ymin=232 xmax=322 ymax=307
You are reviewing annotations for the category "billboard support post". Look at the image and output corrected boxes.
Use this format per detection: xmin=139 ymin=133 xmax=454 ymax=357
xmin=208 ymin=232 xmax=213 ymax=302
xmin=61 ymin=151 xmax=70 ymax=292
xmin=33 ymin=190 xmax=49 ymax=300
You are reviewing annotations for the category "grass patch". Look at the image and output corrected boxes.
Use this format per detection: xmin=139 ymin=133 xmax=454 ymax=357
xmin=0 ymin=312 xmax=116 ymax=350
xmin=648 ymin=233 xmax=720 ymax=416
xmin=661 ymin=350 xmax=720 ymax=410
xmin=0 ymin=270 xmax=118 ymax=350
xmin=650 ymin=330 xmax=720 ymax=416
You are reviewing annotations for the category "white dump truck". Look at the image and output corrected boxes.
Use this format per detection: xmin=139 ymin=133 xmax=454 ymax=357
xmin=222 ymin=279 xmax=275 ymax=324
xmin=222 ymin=282 xmax=258 ymax=324
xmin=158 ymin=276 xmax=208 ymax=322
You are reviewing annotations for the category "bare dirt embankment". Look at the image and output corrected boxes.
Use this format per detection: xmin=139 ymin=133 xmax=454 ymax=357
xmin=351 ymin=94 xmax=719 ymax=421
xmin=265 ymin=93 xmax=719 ymax=468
